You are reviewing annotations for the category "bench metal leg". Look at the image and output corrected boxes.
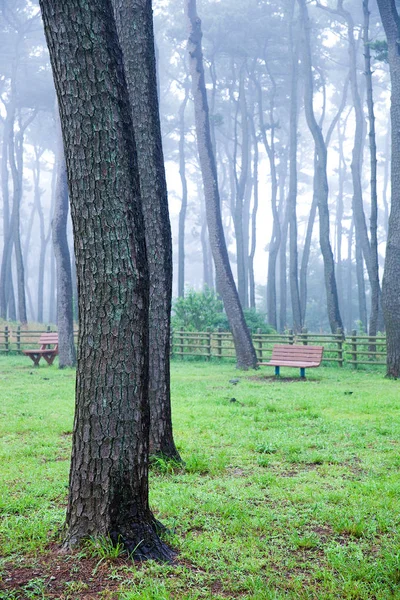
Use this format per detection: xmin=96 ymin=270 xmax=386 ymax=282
xmin=300 ymin=367 xmax=305 ymax=378
xmin=275 ymin=366 xmax=280 ymax=377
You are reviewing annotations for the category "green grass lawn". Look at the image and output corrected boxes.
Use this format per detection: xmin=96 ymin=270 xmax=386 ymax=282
xmin=0 ymin=357 xmax=400 ymax=599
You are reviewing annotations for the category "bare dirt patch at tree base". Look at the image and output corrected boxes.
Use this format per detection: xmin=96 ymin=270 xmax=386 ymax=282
xmin=0 ymin=543 xmax=163 ymax=599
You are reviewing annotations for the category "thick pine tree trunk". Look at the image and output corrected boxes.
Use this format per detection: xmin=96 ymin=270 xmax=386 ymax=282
xmin=376 ymin=0 xmax=400 ymax=377
xmin=52 ymin=115 xmax=76 ymax=368
xmin=112 ymin=0 xmax=179 ymax=459
xmin=186 ymin=0 xmax=257 ymax=369
xmin=39 ymin=0 xmax=173 ymax=559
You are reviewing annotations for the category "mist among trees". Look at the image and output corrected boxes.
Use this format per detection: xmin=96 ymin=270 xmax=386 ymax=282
xmin=0 ymin=0 xmax=396 ymax=352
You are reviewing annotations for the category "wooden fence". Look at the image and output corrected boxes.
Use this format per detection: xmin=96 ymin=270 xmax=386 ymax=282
xmin=0 ymin=325 xmax=387 ymax=368
xmin=171 ymin=328 xmax=387 ymax=368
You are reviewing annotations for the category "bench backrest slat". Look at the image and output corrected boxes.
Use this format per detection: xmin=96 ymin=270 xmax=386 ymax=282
xmin=271 ymin=344 xmax=323 ymax=364
xmin=39 ymin=333 xmax=59 ymax=347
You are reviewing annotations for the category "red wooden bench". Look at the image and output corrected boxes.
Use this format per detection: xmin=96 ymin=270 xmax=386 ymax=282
xmin=259 ymin=344 xmax=324 ymax=378
xmin=22 ymin=333 xmax=59 ymax=366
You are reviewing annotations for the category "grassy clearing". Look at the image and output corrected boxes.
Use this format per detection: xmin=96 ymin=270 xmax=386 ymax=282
xmin=0 ymin=357 xmax=400 ymax=599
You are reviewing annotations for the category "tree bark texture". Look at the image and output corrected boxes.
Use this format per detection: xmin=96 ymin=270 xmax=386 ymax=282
xmin=112 ymin=0 xmax=179 ymax=459
xmin=299 ymin=0 xmax=343 ymax=333
xmin=376 ymin=0 xmax=400 ymax=377
xmin=39 ymin=0 xmax=173 ymax=560
xmin=52 ymin=112 xmax=76 ymax=368
xmin=186 ymin=0 xmax=257 ymax=369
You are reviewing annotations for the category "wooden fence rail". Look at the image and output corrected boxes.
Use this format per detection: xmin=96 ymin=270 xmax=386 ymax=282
xmin=0 ymin=325 xmax=388 ymax=367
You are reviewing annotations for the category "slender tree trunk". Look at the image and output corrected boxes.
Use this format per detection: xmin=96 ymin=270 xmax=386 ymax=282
xmin=112 ymin=0 xmax=179 ymax=459
xmin=355 ymin=231 xmax=368 ymax=330
xmin=376 ymin=0 xmax=400 ymax=376
xmin=0 ymin=107 xmax=15 ymax=320
xmin=186 ymin=0 xmax=257 ymax=368
xmin=232 ymin=70 xmax=249 ymax=309
xmin=382 ymin=124 xmax=390 ymax=236
xmin=288 ymin=1 xmax=302 ymax=332
xmin=52 ymin=111 xmax=76 ymax=368
xmin=200 ymin=189 xmax=214 ymax=290
xmin=299 ymin=171 xmax=318 ymax=324
xmin=279 ymin=203 xmax=289 ymax=333
xmin=178 ymin=82 xmax=190 ymax=298
xmin=9 ymin=116 xmax=28 ymax=324
xmin=248 ymin=117 xmax=258 ymax=309
xmin=363 ymin=0 xmax=384 ymax=334
xmin=299 ymin=0 xmax=343 ymax=332
xmin=39 ymin=0 xmax=173 ymax=559
xmin=346 ymin=218 xmax=354 ymax=332
xmin=278 ymin=154 xmax=288 ymax=333
xmin=253 ymin=76 xmax=280 ymax=330
xmin=33 ymin=147 xmax=47 ymax=323
xmin=48 ymin=160 xmax=57 ymax=324
xmin=336 ymin=122 xmax=346 ymax=316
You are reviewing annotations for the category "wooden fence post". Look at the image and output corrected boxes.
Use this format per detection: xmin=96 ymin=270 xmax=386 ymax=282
xmin=170 ymin=328 xmax=174 ymax=358
xmin=217 ymin=328 xmax=222 ymax=359
xmin=256 ymin=327 xmax=263 ymax=362
xmin=288 ymin=329 xmax=294 ymax=345
xmin=206 ymin=328 xmax=211 ymax=360
xmin=337 ymin=327 xmax=344 ymax=368
xmin=301 ymin=327 xmax=308 ymax=345
xmin=351 ymin=329 xmax=357 ymax=368
xmin=180 ymin=330 xmax=184 ymax=360
xmin=4 ymin=326 xmax=9 ymax=353
xmin=16 ymin=325 xmax=21 ymax=353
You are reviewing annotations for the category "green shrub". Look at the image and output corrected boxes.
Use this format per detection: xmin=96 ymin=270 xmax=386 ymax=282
xmin=172 ymin=288 xmax=274 ymax=333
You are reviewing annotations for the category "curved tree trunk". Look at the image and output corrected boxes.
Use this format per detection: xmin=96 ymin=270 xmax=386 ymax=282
xmin=186 ymin=0 xmax=257 ymax=368
xmin=112 ymin=0 xmax=180 ymax=459
xmin=52 ymin=112 xmax=76 ymax=368
xmin=39 ymin=0 xmax=173 ymax=560
xmin=299 ymin=0 xmax=343 ymax=333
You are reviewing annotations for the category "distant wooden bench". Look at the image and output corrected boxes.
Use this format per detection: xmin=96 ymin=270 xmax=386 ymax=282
xmin=22 ymin=333 xmax=59 ymax=366
xmin=259 ymin=344 xmax=324 ymax=378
